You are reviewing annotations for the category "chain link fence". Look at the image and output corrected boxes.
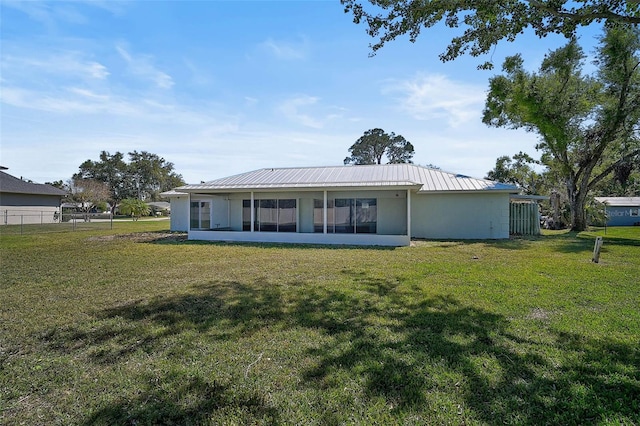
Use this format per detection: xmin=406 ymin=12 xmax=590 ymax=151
xmin=0 ymin=211 xmax=113 ymax=235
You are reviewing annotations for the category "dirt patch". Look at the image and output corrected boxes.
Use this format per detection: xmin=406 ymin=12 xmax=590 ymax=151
xmin=88 ymin=232 xmax=188 ymax=243
xmin=527 ymin=307 xmax=551 ymax=320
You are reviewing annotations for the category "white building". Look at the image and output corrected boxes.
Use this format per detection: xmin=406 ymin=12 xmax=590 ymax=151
xmin=162 ymin=164 xmax=518 ymax=246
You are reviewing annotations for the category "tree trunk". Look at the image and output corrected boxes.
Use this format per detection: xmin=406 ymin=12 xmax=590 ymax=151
xmin=569 ymin=185 xmax=589 ymax=231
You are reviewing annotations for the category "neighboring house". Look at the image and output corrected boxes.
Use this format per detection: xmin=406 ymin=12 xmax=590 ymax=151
xmin=161 ymin=164 xmax=518 ymax=246
xmin=0 ymin=168 xmax=67 ymax=225
xmin=147 ymin=201 xmax=171 ymax=216
xmin=595 ymin=197 xmax=640 ymax=226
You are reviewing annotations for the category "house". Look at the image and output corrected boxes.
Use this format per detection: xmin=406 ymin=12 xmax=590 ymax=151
xmin=0 ymin=167 xmax=67 ymax=225
xmin=161 ymin=164 xmax=519 ymax=246
xmin=595 ymin=197 xmax=640 ymax=226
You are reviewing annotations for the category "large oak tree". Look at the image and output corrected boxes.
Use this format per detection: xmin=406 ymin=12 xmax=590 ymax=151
xmin=342 ymin=0 xmax=640 ymax=68
xmin=483 ymin=24 xmax=640 ymax=231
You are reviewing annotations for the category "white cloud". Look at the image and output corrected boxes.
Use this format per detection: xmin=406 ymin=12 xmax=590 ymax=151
xmin=1 ymin=52 xmax=109 ymax=81
xmin=116 ymin=44 xmax=174 ymax=89
xmin=383 ymin=73 xmax=486 ymax=127
xmin=260 ymin=37 xmax=307 ymax=60
xmin=277 ymin=95 xmax=323 ymax=128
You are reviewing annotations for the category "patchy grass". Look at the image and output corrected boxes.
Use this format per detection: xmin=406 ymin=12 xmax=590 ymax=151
xmin=1 ymin=223 xmax=639 ymax=425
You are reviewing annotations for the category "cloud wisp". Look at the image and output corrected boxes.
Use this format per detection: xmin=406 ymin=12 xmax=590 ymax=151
xmin=260 ymin=37 xmax=308 ymax=60
xmin=383 ymin=73 xmax=486 ymax=127
xmin=116 ymin=44 xmax=174 ymax=89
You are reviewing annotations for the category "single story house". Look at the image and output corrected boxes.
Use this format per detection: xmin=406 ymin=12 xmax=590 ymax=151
xmin=595 ymin=197 xmax=640 ymax=226
xmin=162 ymin=164 xmax=518 ymax=246
xmin=0 ymin=167 xmax=67 ymax=225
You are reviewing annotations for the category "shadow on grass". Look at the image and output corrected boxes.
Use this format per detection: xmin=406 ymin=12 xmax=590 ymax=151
xmin=42 ymin=277 xmax=639 ymax=424
xmin=84 ymin=375 xmax=279 ymax=426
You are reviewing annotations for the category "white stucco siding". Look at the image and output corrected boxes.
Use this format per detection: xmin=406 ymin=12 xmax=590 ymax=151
xmin=377 ymin=196 xmax=407 ymax=235
xmin=411 ymin=192 xmax=510 ymax=239
xmin=168 ymin=196 xmax=189 ymax=232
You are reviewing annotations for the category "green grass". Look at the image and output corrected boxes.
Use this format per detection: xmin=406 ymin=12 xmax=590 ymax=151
xmin=1 ymin=223 xmax=639 ymax=425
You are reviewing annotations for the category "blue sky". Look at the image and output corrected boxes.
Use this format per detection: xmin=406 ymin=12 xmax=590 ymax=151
xmin=1 ymin=1 xmax=601 ymax=184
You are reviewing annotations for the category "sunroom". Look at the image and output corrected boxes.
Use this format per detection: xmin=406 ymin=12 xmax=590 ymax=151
xmin=184 ymin=186 xmax=415 ymax=246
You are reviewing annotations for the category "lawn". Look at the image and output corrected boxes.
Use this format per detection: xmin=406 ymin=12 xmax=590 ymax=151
xmin=1 ymin=222 xmax=639 ymax=425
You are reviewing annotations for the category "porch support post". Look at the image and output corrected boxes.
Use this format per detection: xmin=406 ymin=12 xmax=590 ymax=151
xmin=250 ymin=191 xmax=255 ymax=232
xmin=323 ymin=190 xmax=328 ymax=233
xmin=407 ymin=189 xmax=411 ymax=239
xmin=188 ymin=192 xmax=192 ymax=231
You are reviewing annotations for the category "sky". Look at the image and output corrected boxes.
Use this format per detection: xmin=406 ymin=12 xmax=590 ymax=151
xmin=0 ymin=0 xmax=602 ymax=185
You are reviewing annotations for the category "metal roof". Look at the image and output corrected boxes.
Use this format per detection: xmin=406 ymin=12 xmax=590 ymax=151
xmin=177 ymin=164 xmax=517 ymax=193
xmin=159 ymin=189 xmax=188 ymax=197
xmin=0 ymin=171 xmax=67 ymax=196
xmin=595 ymin=197 xmax=640 ymax=207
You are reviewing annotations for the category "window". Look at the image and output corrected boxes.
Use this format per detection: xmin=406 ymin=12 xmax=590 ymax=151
xmin=242 ymin=200 xmax=253 ymax=231
xmin=314 ymin=198 xmax=377 ymax=234
xmin=313 ymin=199 xmax=334 ymax=233
xmin=190 ymin=201 xmax=211 ymax=229
xmin=242 ymin=199 xmax=297 ymax=232
xmin=356 ymin=198 xmax=377 ymax=234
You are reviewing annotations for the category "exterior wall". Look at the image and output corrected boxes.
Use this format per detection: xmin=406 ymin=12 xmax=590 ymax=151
xmin=0 ymin=193 xmax=63 ymax=225
xmin=0 ymin=192 xmax=62 ymax=207
xmin=168 ymin=196 xmax=189 ymax=232
xmin=1 ymin=205 xmax=60 ymax=225
xmin=410 ymin=192 xmax=510 ymax=239
xmin=178 ymin=189 xmax=511 ymax=244
xmin=605 ymin=206 xmax=640 ymax=226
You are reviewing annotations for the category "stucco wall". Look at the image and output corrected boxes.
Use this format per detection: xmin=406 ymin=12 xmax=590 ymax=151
xmin=176 ymin=189 xmax=511 ymax=241
xmin=168 ymin=196 xmax=190 ymax=232
xmin=410 ymin=192 xmax=510 ymax=239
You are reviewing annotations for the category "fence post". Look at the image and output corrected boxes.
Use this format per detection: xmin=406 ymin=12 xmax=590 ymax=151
xmin=21 ymin=215 xmax=24 ymax=235
xmin=592 ymin=236 xmax=604 ymax=263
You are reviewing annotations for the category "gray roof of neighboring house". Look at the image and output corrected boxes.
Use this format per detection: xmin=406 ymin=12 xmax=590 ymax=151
xmin=147 ymin=201 xmax=171 ymax=209
xmin=0 ymin=171 xmax=67 ymax=196
xmin=177 ymin=164 xmax=518 ymax=193
xmin=159 ymin=189 xmax=188 ymax=197
xmin=595 ymin=197 xmax=640 ymax=207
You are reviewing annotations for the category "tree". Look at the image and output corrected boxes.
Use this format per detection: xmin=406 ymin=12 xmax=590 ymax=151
xmin=342 ymin=0 xmax=640 ymax=68
xmin=486 ymin=152 xmax=545 ymax=195
xmin=73 ymin=151 xmax=133 ymax=211
xmin=74 ymin=150 xmax=185 ymax=209
xmin=482 ymin=24 xmax=640 ymax=231
xmin=128 ymin=151 xmax=185 ymax=201
xmin=118 ymin=198 xmax=151 ymax=221
xmin=69 ymin=179 xmax=111 ymax=218
xmin=344 ymin=128 xmax=415 ymax=165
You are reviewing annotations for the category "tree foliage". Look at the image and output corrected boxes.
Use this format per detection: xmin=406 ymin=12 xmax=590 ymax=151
xmin=344 ymin=128 xmax=415 ymax=165
xmin=342 ymin=0 xmax=640 ymax=68
xmin=118 ymin=198 xmax=151 ymax=221
xmin=69 ymin=178 xmax=111 ymax=214
xmin=483 ymin=24 xmax=640 ymax=230
xmin=486 ymin=152 xmax=545 ymax=195
xmin=73 ymin=151 xmax=185 ymax=208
